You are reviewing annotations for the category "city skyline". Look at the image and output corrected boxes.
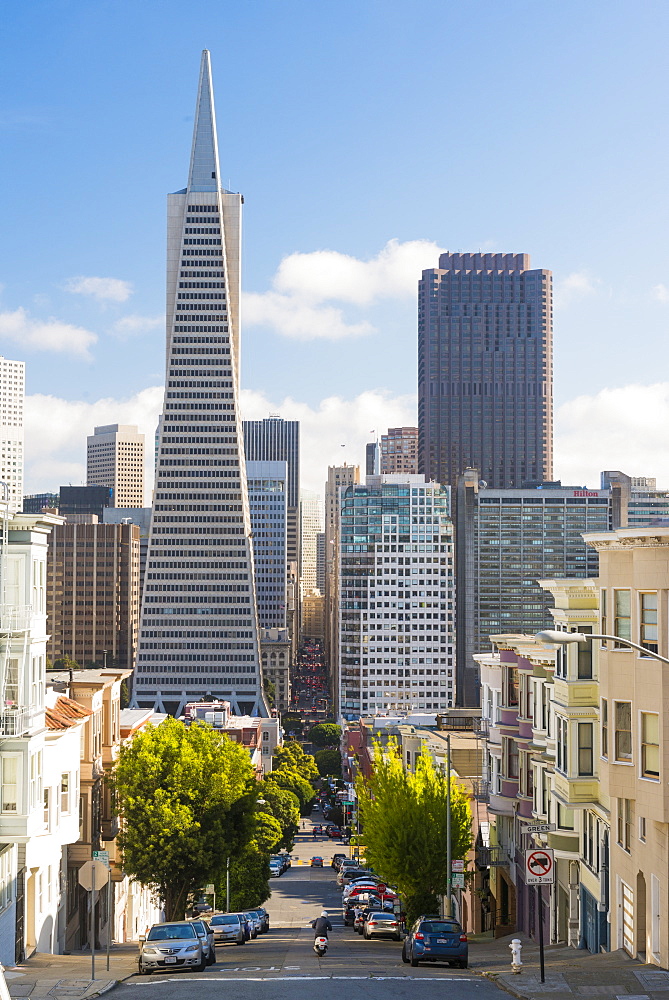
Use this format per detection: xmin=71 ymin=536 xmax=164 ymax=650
xmin=3 ymin=3 xmax=669 ymax=496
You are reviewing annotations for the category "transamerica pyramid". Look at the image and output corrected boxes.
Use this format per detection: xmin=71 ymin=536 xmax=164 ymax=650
xmin=132 ymin=50 xmax=268 ymax=717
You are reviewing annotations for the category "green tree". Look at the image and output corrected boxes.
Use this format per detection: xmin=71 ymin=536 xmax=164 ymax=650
xmin=357 ymin=740 xmax=472 ymax=923
xmin=309 ymin=723 xmax=342 ymax=747
xmin=253 ymin=811 xmax=283 ymax=853
xmin=273 ymin=741 xmax=319 ymax=781
xmin=221 ymin=847 xmax=271 ymax=912
xmin=265 ymin=768 xmax=315 ymax=815
xmin=51 ymin=656 xmax=80 ymax=671
xmin=257 ymin=782 xmax=300 ymax=850
xmin=111 ymin=718 xmax=257 ymax=920
xmin=314 ymin=748 xmax=342 ymax=778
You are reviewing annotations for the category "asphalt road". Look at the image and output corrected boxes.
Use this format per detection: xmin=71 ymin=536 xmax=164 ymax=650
xmin=114 ymin=816 xmax=505 ymax=1000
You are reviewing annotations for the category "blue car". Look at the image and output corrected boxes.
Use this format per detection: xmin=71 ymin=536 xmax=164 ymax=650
xmin=402 ymin=916 xmax=468 ymax=968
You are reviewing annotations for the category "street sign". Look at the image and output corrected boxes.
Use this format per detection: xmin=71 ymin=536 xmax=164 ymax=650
xmin=524 ymin=824 xmax=554 ymax=834
xmin=78 ymin=859 xmax=109 ymax=891
xmin=205 ymin=884 xmax=215 ymax=893
xmin=451 ymin=872 xmax=465 ymax=888
xmin=451 ymin=859 xmax=465 ymax=872
xmin=93 ymin=850 xmax=110 ymax=868
xmin=525 ymin=848 xmax=555 ymax=885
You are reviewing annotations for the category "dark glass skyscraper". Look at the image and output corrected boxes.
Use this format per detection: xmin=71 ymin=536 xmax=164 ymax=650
xmin=243 ymin=417 xmax=300 ymax=567
xmin=418 ymin=252 xmax=553 ymax=489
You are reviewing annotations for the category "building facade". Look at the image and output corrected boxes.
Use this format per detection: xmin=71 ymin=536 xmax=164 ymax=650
xmin=133 ymin=50 xmax=266 ymax=717
xmin=246 ymin=460 xmax=288 ymax=630
xmin=23 ymin=493 xmax=59 ymax=514
xmin=87 ymin=424 xmax=145 ymax=508
xmin=260 ymin=627 xmax=291 ymax=712
xmin=59 ymin=485 xmax=114 ymax=520
xmin=324 ymin=464 xmax=360 ymax=701
xmin=0 ymin=355 xmax=25 ymax=514
xmin=243 ymin=416 xmax=300 ymax=568
xmin=302 ymin=590 xmax=325 ymax=643
xmin=455 ymin=469 xmax=610 ymax=706
xmin=46 ymin=519 xmax=140 ymax=672
xmin=338 ymin=474 xmax=455 ymax=720
xmin=380 ymin=427 xmax=418 ymax=475
xmin=299 ymin=489 xmax=323 ymax=599
xmin=418 ymin=252 xmax=553 ymax=490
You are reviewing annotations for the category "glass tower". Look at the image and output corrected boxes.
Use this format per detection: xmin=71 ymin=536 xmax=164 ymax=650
xmin=133 ymin=50 xmax=266 ymax=718
xmin=418 ymin=252 xmax=553 ymax=489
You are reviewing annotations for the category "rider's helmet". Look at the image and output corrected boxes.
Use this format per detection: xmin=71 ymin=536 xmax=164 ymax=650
xmin=321 ymin=910 xmax=328 ymax=917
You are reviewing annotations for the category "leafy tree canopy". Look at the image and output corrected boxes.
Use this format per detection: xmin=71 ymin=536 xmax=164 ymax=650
xmin=309 ymin=723 xmax=342 ymax=747
xmin=314 ymin=747 xmax=342 ymax=778
xmin=253 ymin=811 xmax=283 ymax=854
xmin=265 ymin=767 xmax=315 ymax=815
xmin=357 ymin=740 xmax=472 ymax=924
xmin=217 ymin=847 xmax=271 ymax=912
xmin=257 ymin=782 xmax=300 ymax=850
xmin=112 ymin=718 xmax=257 ymax=920
xmin=273 ymin=741 xmax=319 ymax=781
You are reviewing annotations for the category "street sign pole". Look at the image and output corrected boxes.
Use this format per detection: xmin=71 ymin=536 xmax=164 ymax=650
xmin=445 ymin=734 xmax=452 ymax=917
xmin=90 ymin=877 xmax=95 ymax=982
xmin=537 ymin=885 xmax=545 ymax=984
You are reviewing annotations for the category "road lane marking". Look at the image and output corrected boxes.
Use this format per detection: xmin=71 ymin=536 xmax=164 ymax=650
xmin=130 ymin=975 xmax=477 ymax=983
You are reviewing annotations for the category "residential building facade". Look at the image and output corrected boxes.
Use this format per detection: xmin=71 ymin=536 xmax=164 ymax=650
xmin=418 ymin=252 xmax=553 ymax=490
xmin=380 ymin=427 xmax=418 ymax=475
xmin=338 ymin=474 xmax=455 ymax=720
xmin=133 ymin=50 xmax=266 ymax=717
xmin=87 ymin=424 xmax=145 ymax=509
xmin=260 ymin=626 xmax=291 ymax=712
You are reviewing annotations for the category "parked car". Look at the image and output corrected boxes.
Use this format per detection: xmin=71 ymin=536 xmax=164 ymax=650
xmin=311 ymin=856 xmax=324 ymax=867
xmin=189 ymin=918 xmax=216 ymax=965
xmin=363 ymin=911 xmax=402 ymax=941
xmin=269 ymin=859 xmax=283 ymax=878
xmin=270 ymin=854 xmax=290 ymax=873
xmin=402 ymin=917 xmax=468 ymax=968
xmin=209 ymin=913 xmax=245 ymax=946
xmin=338 ymin=868 xmax=373 ymax=887
xmin=138 ymin=922 xmax=205 ymax=974
xmin=248 ymin=907 xmax=270 ymax=933
xmin=192 ymin=899 xmax=213 ymax=915
xmin=331 ymin=853 xmax=347 ymax=869
xmin=243 ymin=911 xmax=261 ymax=938
xmin=326 ymin=826 xmax=342 ymax=839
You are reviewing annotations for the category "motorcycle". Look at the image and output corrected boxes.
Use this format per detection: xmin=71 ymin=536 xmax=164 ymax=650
xmin=313 ymin=934 xmax=328 ymax=957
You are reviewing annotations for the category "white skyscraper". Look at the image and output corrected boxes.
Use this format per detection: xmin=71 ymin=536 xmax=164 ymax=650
xmin=0 ymin=356 xmax=24 ymax=514
xmin=87 ymin=423 xmax=145 ymax=508
xmin=299 ymin=489 xmax=323 ymax=598
xmin=133 ymin=50 xmax=266 ymax=717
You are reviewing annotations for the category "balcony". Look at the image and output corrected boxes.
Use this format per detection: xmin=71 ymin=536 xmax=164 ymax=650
xmin=0 ymin=705 xmax=39 ymax=736
xmin=0 ymin=605 xmax=33 ymax=633
xmin=476 ymin=845 xmax=509 ymax=868
xmin=101 ymin=816 xmax=120 ymax=841
xmin=471 ymin=779 xmax=490 ymax=802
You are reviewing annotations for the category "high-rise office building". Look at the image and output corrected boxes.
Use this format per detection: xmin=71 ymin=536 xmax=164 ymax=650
xmin=23 ymin=492 xmax=59 ymax=513
xmin=59 ymin=485 xmax=113 ymax=520
xmin=324 ymin=463 xmax=360 ymax=690
xmin=380 ymin=427 xmax=418 ymax=475
xmin=246 ymin=460 xmax=287 ymax=629
xmin=102 ymin=507 xmax=152 ymax=602
xmin=46 ymin=519 xmax=140 ymax=671
xmin=299 ymin=489 xmax=323 ymax=599
xmin=0 ymin=356 xmax=25 ymax=513
xmin=418 ymin=252 xmax=553 ymax=489
xmin=601 ymin=470 xmax=669 ymax=527
xmin=133 ymin=50 xmax=266 ymax=717
xmin=243 ymin=416 xmax=300 ymax=568
xmin=366 ymin=441 xmax=380 ymax=477
xmin=338 ymin=475 xmax=455 ymax=720
xmin=87 ymin=424 xmax=145 ymax=508
xmin=455 ymin=469 xmax=610 ymax=706
xmin=316 ymin=531 xmax=326 ymax=592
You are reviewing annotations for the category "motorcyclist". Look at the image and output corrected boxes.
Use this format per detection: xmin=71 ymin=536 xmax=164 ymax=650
xmin=311 ymin=910 xmax=333 ymax=939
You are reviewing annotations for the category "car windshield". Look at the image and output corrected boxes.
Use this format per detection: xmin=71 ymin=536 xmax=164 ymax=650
xmin=420 ymin=921 xmax=461 ymax=934
xmin=191 ymin=922 xmax=205 ymax=935
xmin=210 ymin=916 xmax=239 ymax=925
xmin=147 ymin=924 xmax=196 ymax=941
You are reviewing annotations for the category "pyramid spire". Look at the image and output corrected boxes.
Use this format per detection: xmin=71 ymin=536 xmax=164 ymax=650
xmin=187 ymin=49 xmax=220 ymax=193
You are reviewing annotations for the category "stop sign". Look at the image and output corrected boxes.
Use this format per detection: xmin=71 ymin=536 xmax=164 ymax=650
xmin=78 ymin=859 xmax=109 ymax=891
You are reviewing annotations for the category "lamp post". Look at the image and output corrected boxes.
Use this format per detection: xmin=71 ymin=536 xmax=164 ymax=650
xmin=534 ymin=630 xmax=669 ymax=665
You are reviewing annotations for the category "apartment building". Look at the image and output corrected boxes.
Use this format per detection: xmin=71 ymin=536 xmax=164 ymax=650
xmin=87 ymin=424 xmax=145 ymax=509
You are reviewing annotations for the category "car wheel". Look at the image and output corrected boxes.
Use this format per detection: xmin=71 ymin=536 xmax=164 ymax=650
xmin=193 ymin=959 xmax=206 ymax=973
xmin=139 ymin=962 xmax=150 ymax=976
xmin=207 ymin=949 xmax=216 ymax=966
xmin=394 ymin=933 xmax=401 ymax=941
xmin=459 ymin=959 xmax=468 ymax=969
xmin=236 ymin=938 xmax=245 ymax=945
xmin=401 ymin=947 xmax=409 ymax=965
xmin=410 ymin=953 xmax=419 ymax=968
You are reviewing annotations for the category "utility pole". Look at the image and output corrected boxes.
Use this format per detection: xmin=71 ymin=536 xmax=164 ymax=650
xmin=226 ymin=856 xmax=230 ymax=912
xmin=445 ymin=733 xmax=452 ymax=917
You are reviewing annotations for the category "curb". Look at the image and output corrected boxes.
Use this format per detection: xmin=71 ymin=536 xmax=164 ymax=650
xmin=83 ymin=973 xmax=135 ymax=999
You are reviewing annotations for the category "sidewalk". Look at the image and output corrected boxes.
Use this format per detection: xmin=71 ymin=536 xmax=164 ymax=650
xmin=3 ymin=944 xmax=139 ymax=999
xmin=470 ymin=932 xmax=669 ymax=1000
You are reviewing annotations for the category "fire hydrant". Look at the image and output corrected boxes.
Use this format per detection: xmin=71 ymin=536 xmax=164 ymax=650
xmin=509 ymin=938 xmax=523 ymax=974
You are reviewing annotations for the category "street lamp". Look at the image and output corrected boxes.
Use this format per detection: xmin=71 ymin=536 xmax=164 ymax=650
xmin=534 ymin=630 xmax=669 ymax=666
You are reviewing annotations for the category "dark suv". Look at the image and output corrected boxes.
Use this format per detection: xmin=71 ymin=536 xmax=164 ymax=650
xmin=402 ymin=916 xmax=468 ymax=968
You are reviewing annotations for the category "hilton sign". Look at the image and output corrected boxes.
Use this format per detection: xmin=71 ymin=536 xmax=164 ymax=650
xmin=572 ymin=490 xmax=600 ymax=497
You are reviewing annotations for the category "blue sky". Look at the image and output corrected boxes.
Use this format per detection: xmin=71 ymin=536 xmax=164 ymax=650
xmin=2 ymin=0 xmax=669 ymax=497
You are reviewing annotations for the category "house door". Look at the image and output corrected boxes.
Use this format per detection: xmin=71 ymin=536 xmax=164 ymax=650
xmin=621 ymin=882 xmax=634 ymax=956
xmin=582 ymin=888 xmax=597 ymax=953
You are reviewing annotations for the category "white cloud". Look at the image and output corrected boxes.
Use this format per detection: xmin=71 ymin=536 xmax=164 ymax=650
xmin=555 ymin=382 xmax=669 ymax=488
xmin=65 ymin=276 xmax=133 ymax=302
xmin=243 ymin=238 xmax=443 ymax=341
xmin=112 ymin=314 xmax=164 ymax=337
xmin=240 ymin=387 xmax=417 ymax=493
xmin=554 ymin=270 xmax=598 ymax=307
xmin=652 ymin=283 xmax=669 ymax=303
xmin=25 ymin=386 xmax=164 ymax=502
xmin=0 ymin=307 xmax=97 ymax=359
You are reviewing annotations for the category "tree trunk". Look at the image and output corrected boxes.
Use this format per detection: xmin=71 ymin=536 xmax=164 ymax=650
xmin=163 ymin=883 xmax=189 ymax=922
